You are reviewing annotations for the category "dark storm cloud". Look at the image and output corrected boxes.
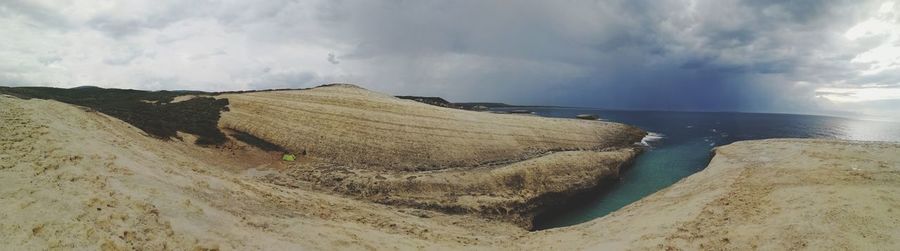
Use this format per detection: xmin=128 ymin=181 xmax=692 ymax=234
xmin=327 ymin=53 xmax=339 ymax=64
xmin=309 ymin=0 xmax=894 ymax=115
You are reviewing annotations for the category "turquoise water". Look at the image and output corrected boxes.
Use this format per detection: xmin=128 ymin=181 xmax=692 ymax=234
xmin=490 ymin=108 xmax=900 ymax=230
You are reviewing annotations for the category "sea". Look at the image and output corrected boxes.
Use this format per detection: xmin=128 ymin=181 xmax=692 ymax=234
xmin=490 ymin=107 xmax=900 ymax=230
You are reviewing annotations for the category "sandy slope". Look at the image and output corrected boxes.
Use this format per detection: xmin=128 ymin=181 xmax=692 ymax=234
xmin=0 ymin=96 xmax=524 ymax=250
xmin=4 ymin=91 xmax=900 ymax=250
xmin=218 ymin=85 xmax=645 ymax=228
xmin=218 ymin=84 xmax=644 ymax=170
xmin=266 ymin=147 xmax=639 ymax=228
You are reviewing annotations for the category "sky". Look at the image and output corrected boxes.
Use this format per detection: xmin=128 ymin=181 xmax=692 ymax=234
xmin=1 ymin=0 xmax=899 ymax=120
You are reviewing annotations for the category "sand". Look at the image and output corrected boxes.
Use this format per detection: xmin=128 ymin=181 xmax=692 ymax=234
xmin=218 ymin=85 xmax=646 ymax=228
xmin=266 ymin=148 xmax=639 ymax=228
xmin=218 ymin=85 xmax=644 ymax=170
xmin=3 ymin=88 xmax=900 ymax=250
xmin=0 ymin=94 xmax=529 ymax=250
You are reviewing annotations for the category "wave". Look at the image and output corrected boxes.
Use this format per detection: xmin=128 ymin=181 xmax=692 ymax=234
xmin=639 ymin=132 xmax=665 ymax=147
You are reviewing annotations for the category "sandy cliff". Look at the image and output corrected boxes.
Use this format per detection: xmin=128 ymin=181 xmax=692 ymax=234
xmin=218 ymin=85 xmax=645 ymax=228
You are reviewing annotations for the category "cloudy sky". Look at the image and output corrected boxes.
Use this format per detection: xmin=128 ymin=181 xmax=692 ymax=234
xmin=2 ymin=0 xmax=899 ymax=120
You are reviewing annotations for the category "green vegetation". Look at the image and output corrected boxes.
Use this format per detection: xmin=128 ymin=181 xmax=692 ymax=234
xmin=395 ymin=96 xmax=459 ymax=108
xmin=395 ymin=96 xmax=516 ymax=110
xmin=0 ymin=86 xmax=229 ymax=145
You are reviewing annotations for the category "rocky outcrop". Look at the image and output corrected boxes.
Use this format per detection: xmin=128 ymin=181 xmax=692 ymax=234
xmin=576 ymin=114 xmax=599 ymax=120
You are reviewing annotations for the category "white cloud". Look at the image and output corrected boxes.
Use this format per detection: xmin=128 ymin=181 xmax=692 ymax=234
xmin=816 ymin=86 xmax=900 ymax=103
xmin=845 ymin=1 xmax=900 ymax=75
xmin=0 ymin=0 xmax=345 ymax=90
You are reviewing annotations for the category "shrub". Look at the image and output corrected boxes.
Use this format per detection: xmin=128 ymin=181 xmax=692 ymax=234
xmin=0 ymin=86 xmax=229 ymax=145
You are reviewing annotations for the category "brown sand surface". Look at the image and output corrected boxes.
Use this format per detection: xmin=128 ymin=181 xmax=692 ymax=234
xmin=218 ymin=84 xmax=644 ymax=171
xmin=218 ymin=85 xmax=645 ymax=228
xmin=0 ymin=94 xmax=527 ymax=250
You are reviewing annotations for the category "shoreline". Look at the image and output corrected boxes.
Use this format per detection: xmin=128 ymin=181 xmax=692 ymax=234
xmin=526 ymin=138 xmax=900 ymax=249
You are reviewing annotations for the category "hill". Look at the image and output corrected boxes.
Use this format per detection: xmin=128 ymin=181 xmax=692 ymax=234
xmin=1 ymin=84 xmax=645 ymax=229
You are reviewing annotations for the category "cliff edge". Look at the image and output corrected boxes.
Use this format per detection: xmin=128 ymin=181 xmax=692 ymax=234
xmin=218 ymin=84 xmax=645 ymax=228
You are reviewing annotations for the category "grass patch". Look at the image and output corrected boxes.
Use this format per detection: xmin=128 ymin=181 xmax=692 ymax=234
xmin=0 ymin=86 xmax=229 ymax=145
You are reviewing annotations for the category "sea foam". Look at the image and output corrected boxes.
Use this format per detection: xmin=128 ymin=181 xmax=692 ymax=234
xmin=640 ymin=132 xmax=665 ymax=147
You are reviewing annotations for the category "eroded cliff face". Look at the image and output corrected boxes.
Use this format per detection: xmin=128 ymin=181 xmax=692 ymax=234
xmin=265 ymin=148 xmax=640 ymax=229
xmin=217 ymin=84 xmax=646 ymax=228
